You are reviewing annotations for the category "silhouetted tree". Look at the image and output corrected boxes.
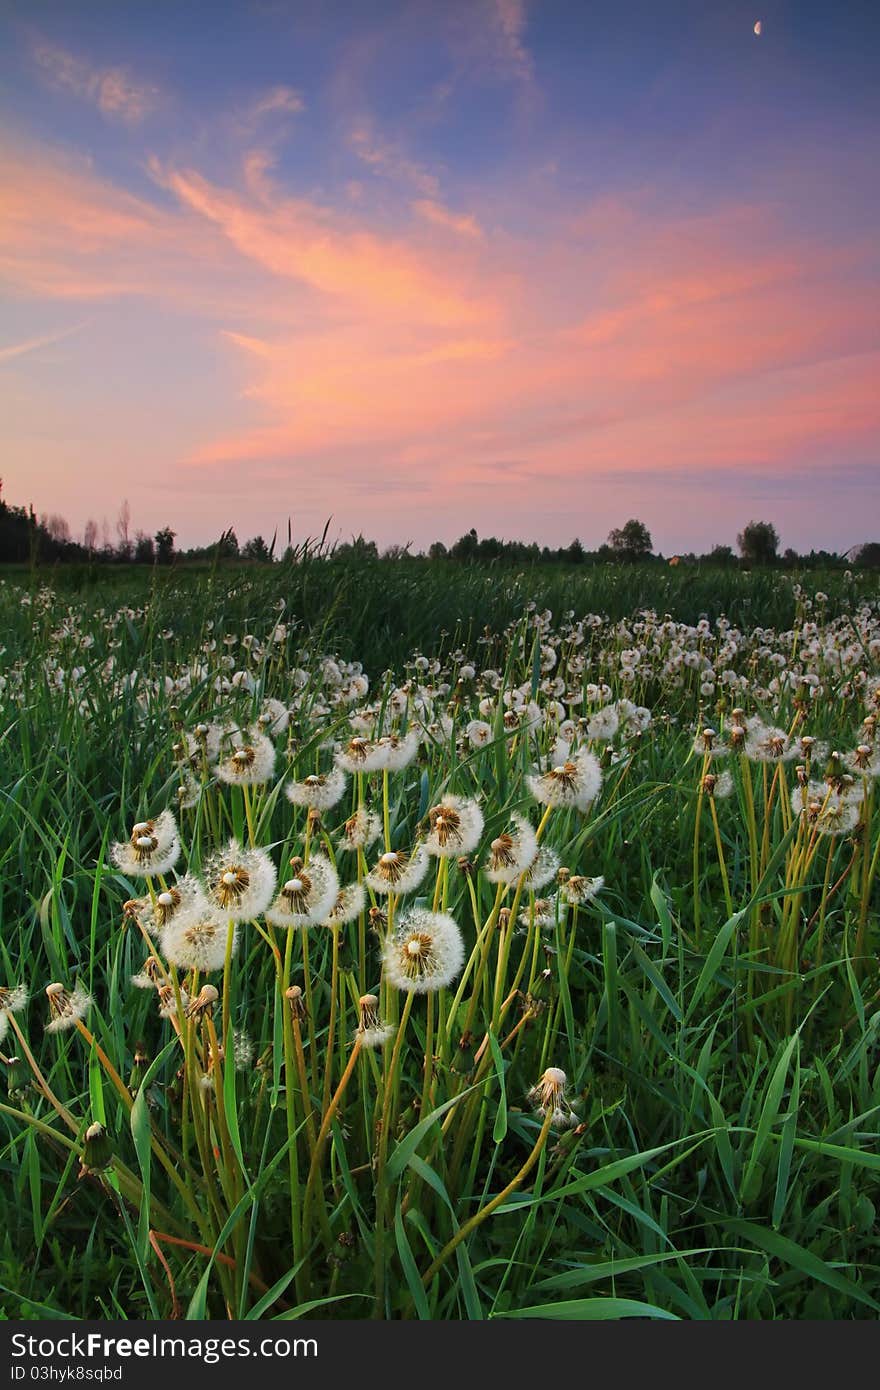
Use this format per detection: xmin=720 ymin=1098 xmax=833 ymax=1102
xmin=155 ymin=527 xmax=176 ymax=564
xmin=242 ymin=535 xmax=272 ymax=562
xmin=608 ymin=519 xmax=653 ymax=561
xmin=737 ymin=520 xmax=779 ymax=566
xmin=134 ymin=531 xmax=155 ymax=563
xmin=450 ymin=528 xmax=479 ymax=561
xmin=856 ymin=542 xmax=880 ymax=569
xmin=116 ymin=499 xmax=133 ymax=560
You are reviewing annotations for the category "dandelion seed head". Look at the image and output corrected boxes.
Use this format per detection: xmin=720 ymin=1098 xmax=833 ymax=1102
xmin=383 ymin=908 xmax=465 ymax=994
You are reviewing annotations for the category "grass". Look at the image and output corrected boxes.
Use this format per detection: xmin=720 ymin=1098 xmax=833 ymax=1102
xmin=0 ymin=559 xmax=878 ymax=1321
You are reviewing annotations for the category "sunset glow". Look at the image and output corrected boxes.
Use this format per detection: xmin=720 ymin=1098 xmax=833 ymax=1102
xmin=2 ymin=0 xmax=878 ymax=553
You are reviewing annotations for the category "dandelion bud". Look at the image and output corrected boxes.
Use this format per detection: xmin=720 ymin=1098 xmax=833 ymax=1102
xmin=185 ymin=984 xmax=219 ymax=1021
xmin=368 ymin=906 xmax=387 ymax=936
xmin=307 ymin=807 xmax=323 ymax=831
xmin=130 ymin=1042 xmax=150 ymax=1095
xmin=702 ymin=772 xmax=717 ymax=794
xmin=700 ymin=727 xmax=716 ymax=750
xmin=5 ymin=1055 xmax=31 ymax=1100
xmin=457 ymin=856 xmax=475 ymax=876
xmin=80 ymin=1122 xmax=113 ymax=1177
xmin=285 ymin=985 xmax=307 ymax=1021
xmin=730 ymin=708 xmax=746 ymax=727
xmin=497 ymin=907 xmax=511 ymax=931
xmin=557 ymin=865 xmax=571 ymax=885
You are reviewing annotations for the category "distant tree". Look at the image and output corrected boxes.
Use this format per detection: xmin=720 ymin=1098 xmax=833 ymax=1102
xmin=134 ymin=530 xmax=155 ymax=563
xmin=450 ymin=528 xmax=479 ymax=561
xmin=83 ymin=519 xmax=99 ymax=554
xmin=116 ymin=499 xmax=133 ymax=560
xmin=242 ymin=535 xmax=272 ymax=562
xmin=855 ymin=541 xmax=880 ymax=569
xmin=782 ymin=547 xmax=800 ymax=567
xmin=608 ymin=519 xmax=653 ymax=561
xmin=213 ymin=528 xmax=239 ymax=559
xmin=706 ymin=543 xmax=735 ymax=567
xmin=42 ymin=513 xmax=72 ymax=544
xmin=566 ymin=538 xmax=586 ymax=565
xmin=382 ymin=543 xmax=413 ymax=560
xmin=155 ymin=527 xmax=176 ymax=565
xmin=428 ymin=540 xmax=447 ymax=560
xmin=335 ymin=535 xmax=378 ymax=560
xmin=737 ymin=520 xmax=779 ymax=566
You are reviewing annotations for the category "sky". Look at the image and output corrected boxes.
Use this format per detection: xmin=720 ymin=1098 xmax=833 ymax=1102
xmin=1 ymin=0 xmax=879 ymax=555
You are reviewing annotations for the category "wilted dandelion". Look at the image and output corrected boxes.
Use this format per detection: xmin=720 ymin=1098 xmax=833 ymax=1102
xmin=110 ymin=811 xmax=180 ymax=878
xmin=745 ymin=720 xmax=796 ymax=763
xmin=339 ymin=807 xmax=383 ymax=851
xmin=524 ymin=844 xmax=561 ymax=893
xmin=215 ymin=728 xmax=276 ymax=786
xmin=355 ymin=994 xmax=394 ymax=1048
xmin=560 ymin=874 xmax=604 ymax=907
xmin=518 ymin=897 xmax=556 ymax=931
xmin=130 ymin=875 xmax=208 ymax=937
xmin=286 ymin=767 xmax=348 ymax=811
xmin=324 ymin=881 xmax=366 ymax=926
xmin=185 ymin=983 xmax=219 ymax=1020
xmin=45 ymin=982 xmax=93 ymax=1034
xmin=365 ymin=845 xmax=430 ymax=896
xmin=790 ymin=780 xmax=861 ymax=836
xmin=484 ymin=814 xmax=539 ymax=885
xmin=0 ymin=985 xmax=27 ymax=1046
xmin=527 ymin=1066 xmax=578 ymax=1128
xmin=266 ymin=854 xmax=340 ymax=927
xmin=527 ymin=749 xmax=602 ymax=812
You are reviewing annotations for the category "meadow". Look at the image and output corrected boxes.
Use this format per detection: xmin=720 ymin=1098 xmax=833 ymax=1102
xmin=0 ymin=555 xmax=878 ymax=1321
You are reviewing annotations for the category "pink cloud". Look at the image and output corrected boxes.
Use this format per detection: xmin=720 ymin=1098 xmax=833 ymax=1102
xmin=2 ymin=131 xmax=878 ymax=550
xmin=32 ymin=41 xmax=160 ymax=124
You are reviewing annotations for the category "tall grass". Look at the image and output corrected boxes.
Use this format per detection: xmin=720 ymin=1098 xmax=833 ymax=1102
xmin=0 ymin=563 xmax=878 ymax=1321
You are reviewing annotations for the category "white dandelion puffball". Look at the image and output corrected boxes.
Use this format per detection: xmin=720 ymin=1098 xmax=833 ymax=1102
xmin=203 ymin=840 xmax=277 ymax=922
xmin=162 ymin=909 xmax=235 ymax=974
xmin=382 ymin=908 xmax=465 ymax=994
xmin=425 ymin=795 xmax=484 ymax=858
xmin=527 ymin=748 xmax=603 ymax=812
xmin=285 ymin=766 xmax=348 ymax=812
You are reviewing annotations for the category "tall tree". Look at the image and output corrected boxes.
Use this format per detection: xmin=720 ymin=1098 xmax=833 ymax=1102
xmin=608 ymin=518 xmax=653 ymax=561
xmin=737 ymin=520 xmax=779 ymax=566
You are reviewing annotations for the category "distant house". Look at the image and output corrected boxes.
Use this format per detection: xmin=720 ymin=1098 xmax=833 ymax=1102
xmin=668 ymin=555 xmax=682 ymax=567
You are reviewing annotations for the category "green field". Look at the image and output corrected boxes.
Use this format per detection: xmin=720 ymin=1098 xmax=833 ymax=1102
xmin=1 ymin=559 xmax=878 ymax=1320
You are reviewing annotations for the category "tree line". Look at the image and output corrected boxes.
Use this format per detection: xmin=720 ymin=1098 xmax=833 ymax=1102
xmin=1 ymin=483 xmax=877 ymax=570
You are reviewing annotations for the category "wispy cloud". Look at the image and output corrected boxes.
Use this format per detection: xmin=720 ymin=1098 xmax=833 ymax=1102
xmin=491 ymin=0 xmax=535 ymax=87
xmin=350 ymin=120 xmax=440 ymax=197
xmin=0 ymin=322 xmax=86 ymax=366
xmin=413 ymin=199 xmax=483 ymax=239
xmin=32 ymin=41 xmax=160 ymax=124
